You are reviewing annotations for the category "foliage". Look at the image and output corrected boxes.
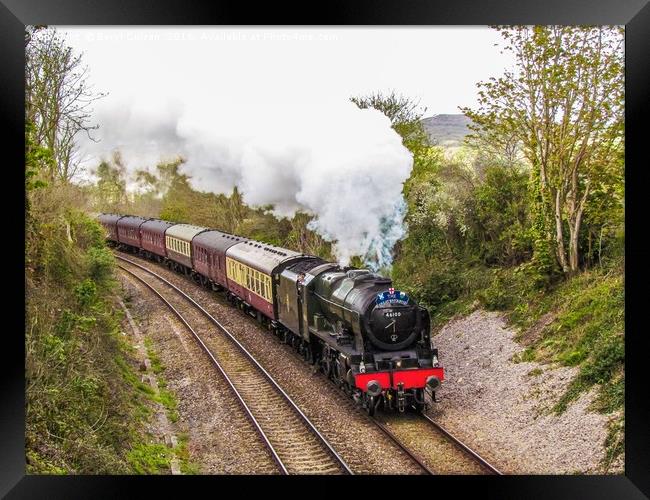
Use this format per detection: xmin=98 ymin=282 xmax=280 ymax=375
xmin=25 ymin=26 xmax=106 ymax=182
xmin=126 ymin=443 xmax=175 ymax=474
xmin=351 ymin=90 xmax=431 ymax=155
xmin=505 ymin=260 xmax=624 ymax=418
xmin=462 ymin=26 xmax=624 ymax=275
xmin=26 ymin=207 xmax=137 ymax=473
xmin=468 ymin=163 xmax=531 ymax=266
xmin=93 ymin=152 xmax=128 ymax=213
xmin=26 ymin=25 xmax=200 ymax=476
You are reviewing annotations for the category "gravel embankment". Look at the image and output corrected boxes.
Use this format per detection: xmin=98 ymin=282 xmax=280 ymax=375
xmin=426 ymin=310 xmax=624 ymax=474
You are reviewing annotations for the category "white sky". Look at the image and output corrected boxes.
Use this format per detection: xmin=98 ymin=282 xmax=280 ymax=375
xmin=55 ymin=27 xmax=516 ymax=264
xmin=57 ymin=26 xmax=516 ymax=177
xmin=60 ymin=26 xmax=513 ymax=121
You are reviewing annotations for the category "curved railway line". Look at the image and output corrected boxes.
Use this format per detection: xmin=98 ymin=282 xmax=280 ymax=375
xmin=371 ymin=412 xmax=502 ymax=475
xmin=116 ymin=252 xmax=502 ymax=475
xmin=118 ymin=258 xmax=351 ymax=475
xmin=420 ymin=412 xmax=502 ymax=475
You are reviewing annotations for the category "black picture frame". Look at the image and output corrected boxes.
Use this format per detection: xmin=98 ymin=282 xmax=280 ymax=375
xmin=3 ymin=1 xmax=649 ymax=497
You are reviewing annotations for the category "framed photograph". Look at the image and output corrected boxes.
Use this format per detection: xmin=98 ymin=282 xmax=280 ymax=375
xmin=5 ymin=0 xmax=648 ymax=497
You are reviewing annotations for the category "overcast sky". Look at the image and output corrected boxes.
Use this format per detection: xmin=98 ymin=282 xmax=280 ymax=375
xmin=57 ymin=27 xmax=516 ymax=173
xmin=60 ymin=26 xmax=513 ymax=117
xmin=56 ymin=26 xmax=519 ymax=180
xmin=55 ymin=27 xmax=516 ymax=265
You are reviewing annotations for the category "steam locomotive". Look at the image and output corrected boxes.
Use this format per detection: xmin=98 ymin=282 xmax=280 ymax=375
xmin=99 ymin=213 xmax=444 ymax=415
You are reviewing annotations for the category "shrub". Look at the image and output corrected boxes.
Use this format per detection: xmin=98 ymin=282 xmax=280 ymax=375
xmin=126 ymin=443 xmax=174 ymax=474
xmin=74 ymin=278 xmax=98 ymax=307
xmin=87 ymin=246 xmax=115 ymax=283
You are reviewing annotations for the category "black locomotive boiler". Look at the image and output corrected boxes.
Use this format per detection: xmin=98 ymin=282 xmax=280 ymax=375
xmin=277 ymin=259 xmax=443 ymax=415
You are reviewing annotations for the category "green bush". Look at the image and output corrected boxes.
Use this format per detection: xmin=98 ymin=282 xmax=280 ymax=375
xmin=477 ymin=270 xmax=512 ymax=310
xmin=74 ymin=278 xmax=97 ymax=307
xmin=87 ymin=246 xmax=115 ymax=283
xmin=126 ymin=444 xmax=174 ymax=474
xmin=580 ymin=333 xmax=624 ymax=386
xmin=419 ymin=268 xmax=463 ymax=307
xmin=26 ymin=193 xmax=159 ymax=473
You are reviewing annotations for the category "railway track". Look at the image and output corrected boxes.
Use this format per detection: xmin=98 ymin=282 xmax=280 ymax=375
xmin=116 ymin=251 xmax=502 ymax=475
xmin=117 ymin=256 xmax=352 ymax=475
xmin=341 ymin=393 xmax=499 ymax=474
xmin=367 ymin=416 xmax=436 ymax=474
xmin=369 ymin=410 xmax=501 ymax=475
xmin=419 ymin=413 xmax=502 ymax=475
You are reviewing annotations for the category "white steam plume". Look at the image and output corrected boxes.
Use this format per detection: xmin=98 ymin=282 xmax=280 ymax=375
xmin=176 ymin=98 xmax=413 ymax=269
xmin=81 ymin=96 xmax=413 ymax=269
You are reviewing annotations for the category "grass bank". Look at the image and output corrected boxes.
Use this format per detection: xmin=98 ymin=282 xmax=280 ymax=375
xmin=404 ymin=256 xmax=624 ymax=469
xmin=25 ymin=200 xmax=194 ymax=474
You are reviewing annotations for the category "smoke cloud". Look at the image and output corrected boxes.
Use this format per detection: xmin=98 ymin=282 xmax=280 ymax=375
xmin=176 ymin=98 xmax=413 ymax=269
xmin=83 ymin=95 xmax=413 ymax=270
xmin=63 ymin=26 xmax=512 ymax=269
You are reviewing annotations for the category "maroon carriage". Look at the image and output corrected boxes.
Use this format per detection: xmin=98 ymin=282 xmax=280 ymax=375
xmin=225 ymin=241 xmax=303 ymax=320
xmin=117 ymin=215 xmax=149 ymax=249
xmin=191 ymin=230 xmax=248 ymax=288
xmin=140 ymin=219 xmax=177 ymax=260
xmin=98 ymin=213 xmax=124 ymax=242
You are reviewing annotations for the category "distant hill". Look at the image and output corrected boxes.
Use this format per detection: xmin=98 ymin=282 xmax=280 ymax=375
xmin=421 ymin=114 xmax=472 ymax=148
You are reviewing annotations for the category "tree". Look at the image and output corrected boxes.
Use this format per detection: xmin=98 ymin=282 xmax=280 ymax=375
xmin=286 ymin=212 xmax=333 ymax=259
xmin=462 ymin=26 xmax=624 ymax=275
xmin=93 ymin=152 xmax=128 ymax=212
xmin=25 ymin=26 xmax=106 ymax=182
xmin=351 ymin=90 xmax=431 ymax=156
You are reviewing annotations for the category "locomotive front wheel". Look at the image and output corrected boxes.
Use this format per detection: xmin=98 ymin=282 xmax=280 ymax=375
xmin=367 ymin=396 xmax=376 ymax=416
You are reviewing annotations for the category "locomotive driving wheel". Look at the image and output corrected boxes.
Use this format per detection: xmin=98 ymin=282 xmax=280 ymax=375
xmin=366 ymin=395 xmax=376 ymax=416
xmin=321 ymin=348 xmax=333 ymax=378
